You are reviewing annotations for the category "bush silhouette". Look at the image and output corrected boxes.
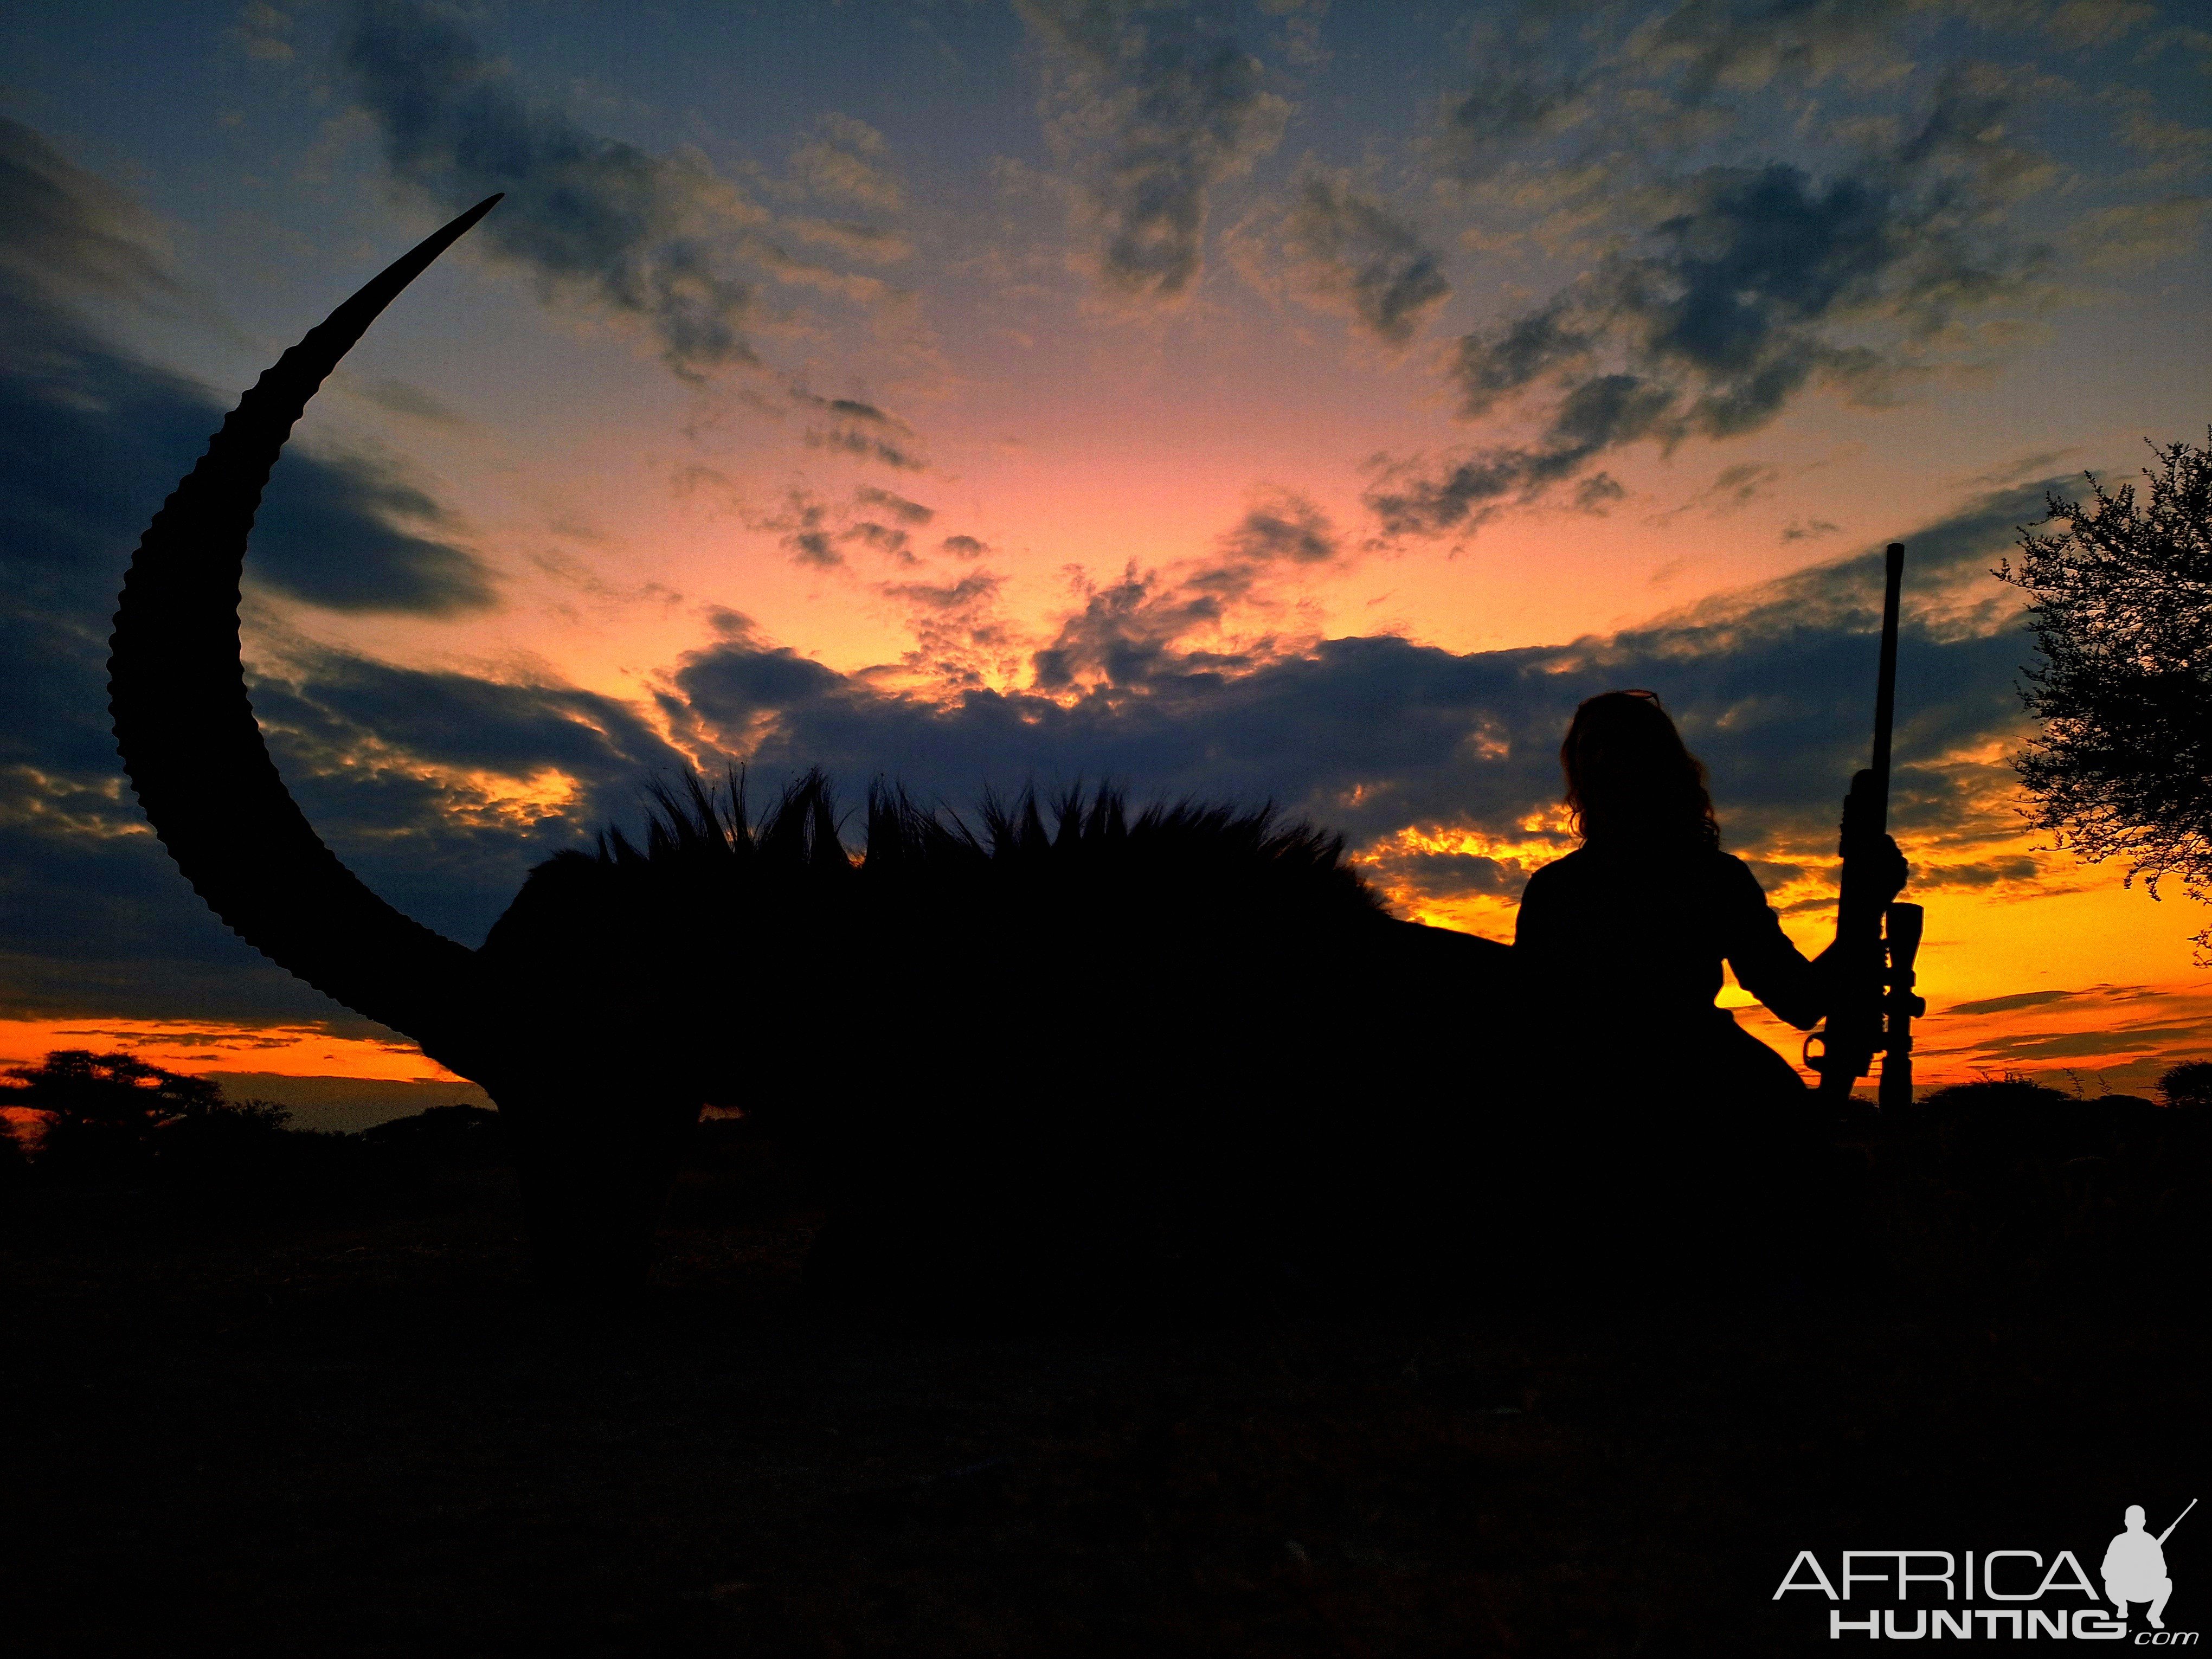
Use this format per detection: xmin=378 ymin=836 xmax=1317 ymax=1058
xmin=1 ymin=1051 xmax=515 ymax=1231
xmin=3 ymin=1049 xmax=274 ymax=1176
xmin=2158 ymin=1059 xmax=2212 ymax=1110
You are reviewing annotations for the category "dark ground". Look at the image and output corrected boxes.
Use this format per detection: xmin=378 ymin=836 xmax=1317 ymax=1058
xmin=1 ymin=1098 xmax=2205 ymax=1658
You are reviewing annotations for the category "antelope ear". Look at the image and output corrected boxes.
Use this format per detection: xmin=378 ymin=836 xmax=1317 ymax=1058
xmin=108 ymin=197 xmax=503 ymax=1069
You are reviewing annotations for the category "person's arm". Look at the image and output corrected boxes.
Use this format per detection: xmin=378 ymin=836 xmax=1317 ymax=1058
xmin=1720 ymin=858 xmax=1830 ymax=1031
xmin=1724 ymin=842 xmax=1908 ymax=1030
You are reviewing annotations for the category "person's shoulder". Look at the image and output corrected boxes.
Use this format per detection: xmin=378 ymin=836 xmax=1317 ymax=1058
xmin=1521 ymin=846 xmax=1589 ymax=888
xmin=1704 ymin=850 xmax=1779 ymax=908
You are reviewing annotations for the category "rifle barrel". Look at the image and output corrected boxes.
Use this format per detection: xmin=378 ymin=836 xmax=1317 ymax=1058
xmin=1869 ymin=543 xmax=1904 ymax=834
xmin=1814 ymin=542 xmax=1908 ymax=1100
xmin=2158 ymin=1497 xmax=2198 ymax=1546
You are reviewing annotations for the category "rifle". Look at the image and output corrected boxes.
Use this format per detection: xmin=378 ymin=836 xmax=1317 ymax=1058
xmin=2157 ymin=1499 xmax=2197 ymax=1547
xmin=1808 ymin=542 xmax=1926 ymax=1107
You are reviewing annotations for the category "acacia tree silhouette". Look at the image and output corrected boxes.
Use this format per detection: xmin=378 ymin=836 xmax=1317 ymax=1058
xmin=1999 ymin=435 xmax=2212 ymax=959
xmin=4 ymin=1049 xmax=222 ymax=1127
xmin=2 ymin=1049 xmax=288 ymax=1171
xmin=107 ymin=202 xmax=1515 ymax=1299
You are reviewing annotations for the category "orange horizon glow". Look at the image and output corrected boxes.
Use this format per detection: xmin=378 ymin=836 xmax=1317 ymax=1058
xmin=0 ymin=1019 xmax=471 ymax=1088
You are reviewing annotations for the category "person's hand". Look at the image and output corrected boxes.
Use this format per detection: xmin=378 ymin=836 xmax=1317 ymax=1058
xmin=1852 ymin=833 xmax=1909 ymax=903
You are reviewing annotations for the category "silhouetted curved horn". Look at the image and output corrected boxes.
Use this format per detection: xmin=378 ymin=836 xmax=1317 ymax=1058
xmin=109 ymin=196 xmax=502 ymax=1062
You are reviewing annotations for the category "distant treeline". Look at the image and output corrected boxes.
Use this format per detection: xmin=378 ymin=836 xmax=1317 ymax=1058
xmin=0 ymin=1049 xmax=505 ymax=1225
xmin=3 ymin=1049 xmax=2210 ymax=1313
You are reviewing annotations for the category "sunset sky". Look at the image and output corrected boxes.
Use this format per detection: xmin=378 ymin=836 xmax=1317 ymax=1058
xmin=3 ymin=0 xmax=2208 ymax=1115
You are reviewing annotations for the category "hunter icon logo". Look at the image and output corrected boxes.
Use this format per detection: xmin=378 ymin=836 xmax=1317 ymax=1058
xmin=2109 ymin=1500 xmax=2194 ymax=1630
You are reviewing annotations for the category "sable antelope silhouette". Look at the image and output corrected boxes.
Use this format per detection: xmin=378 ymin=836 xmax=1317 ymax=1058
xmin=108 ymin=198 xmax=1513 ymax=1297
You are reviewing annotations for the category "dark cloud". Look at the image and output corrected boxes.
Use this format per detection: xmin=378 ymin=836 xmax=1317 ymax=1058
xmin=2065 ymin=196 xmax=2211 ymax=272
xmin=747 ymin=484 xmax=955 ymax=571
xmin=1446 ymin=300 xmax=1592 ymax=417
xmin=1637 ymin=0 xmax=1917 ymax=104
xmin=1921 ymin=986 xmax=2212 ymax=1089
xmin=665 ymin=483 xmax=2060 ymax=903
xmin=0 ymin=126 xmax=495 ymax=628
xmin=852 ymin=485 xmax=935 ymax=526
xmin=1020 ymin=488 xmax=1345 ymax=692
xmin=1393 ymin=27 xmax=2065 ymax=537
xmin=1626 ymin=144 xmax=2023 ymax=400
xmin=674 ymin=580 xmax=2009 ymax=864
xmin=1261 ymin=173 xmax=1451 ymax=348
xmin=1431 ymin=28 xmax=1595 ymax=186
xmin=845 ymin=520 xmax=915 ymax=562
xmin=940 ymin=533 xmax=989 ymax=560
xmin=1365 ymin=371 xmax=1676 ymax=537
xmin=1213 ymin=486 xmax=1339 ymax=570
xmin=345 ymin=0 xmax=768 ymax=380
xmin=795 ymin=390 xmax=927 ymax=470
xmin=347 ymin=6 xmax=930 ymax=409
xmin=1572 ymin=472 xmax=1626 ymax=514
xmin=1644 ymin=462 xmax=1786 ymax=528
xmin=1780 ymin=518 xmax=1841 ymax=542
xmin=1946 ymin=987 xmax=2080 ymax=1017
xmin=1702 ymin=463 xmax=1780 ymax=513
xmin=251 ymin=452 xmax=494 ymax=615
xmin=1429 ymin=0 xmax=2023 ymax=188
xmin=259 ymin=652 xmax=676 ymax=789
xmin=1368 ymin=848 xmax=1521 ymax=900
xmin=878 ymin=572 xmax=1004 ymax=615
xmin=1953 ymin=1024 xmax=2206 ymax=1064
xmin=353 ymin=377 xmax=465 ymax=425
xmin=751 ymin=488 xmax=840 ymax=568
xmin=0 ymin=117 xmax=180 ymax=307
xmin=1020 ymin=0 xmax=1291 ymax=305
xmin=789 ymin=113 xmax=903 ymax=211
xmin=1026 ymin=563 xmax=1246 ymax=692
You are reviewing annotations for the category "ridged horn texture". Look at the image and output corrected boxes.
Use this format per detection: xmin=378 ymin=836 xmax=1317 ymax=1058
xmin=108 ymin=196 xmax=503 ymax=1061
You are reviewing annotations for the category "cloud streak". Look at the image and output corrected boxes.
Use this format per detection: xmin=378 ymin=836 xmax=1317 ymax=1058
xmin=1243 ymin=171 xmax=1451 ymax=348
xmin=345 ymin=0 xmax=773 ymax=380
xmin=1020 ymin=0 xmax=1291 ymax=306
xmin=793 ymin=390 xmax=928 ymax=471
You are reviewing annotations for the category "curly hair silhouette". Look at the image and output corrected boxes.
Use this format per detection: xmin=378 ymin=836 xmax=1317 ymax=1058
xmin=1560 ymin=690 xmax=1720 ymax=852
xmin=107 ymin=201 xmax=1513 ymax=1298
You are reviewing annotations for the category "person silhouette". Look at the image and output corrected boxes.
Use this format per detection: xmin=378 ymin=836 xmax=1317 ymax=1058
xmin=2104 ymin=1505 xmax=2175 ymax=1628
xmin=1504 ymin=691 xmax=1907 ymax=1290
xmin=1514 ymin=689 xmax=1907 ymax=1106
